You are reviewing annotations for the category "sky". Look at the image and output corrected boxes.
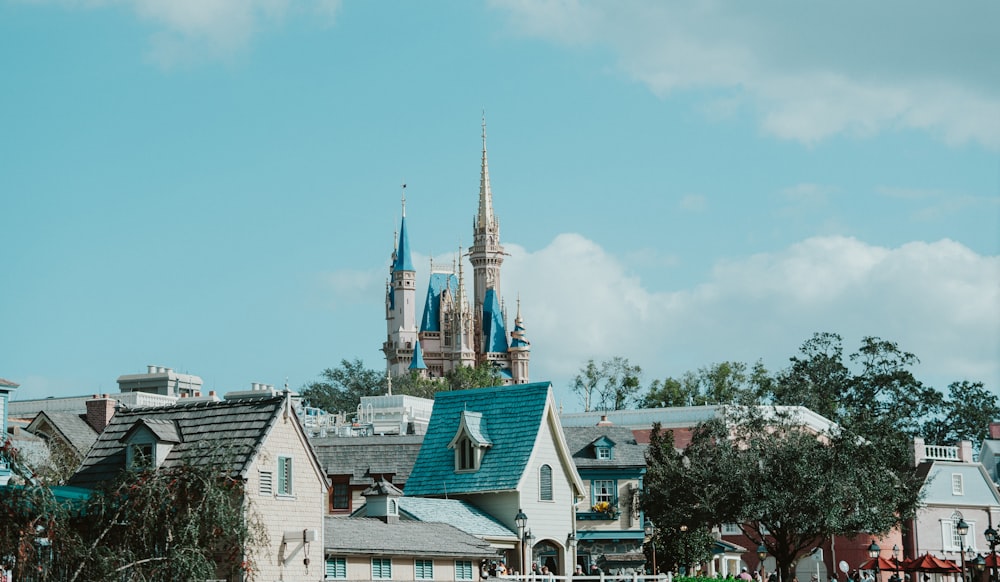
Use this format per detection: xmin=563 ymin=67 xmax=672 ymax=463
xmin=2 ymin=0 xmax=998 ymax=414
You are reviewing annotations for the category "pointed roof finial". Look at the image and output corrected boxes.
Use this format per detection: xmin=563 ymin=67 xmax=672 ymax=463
xmin=401 ymin=182 xmax=407 ymax=217
xmin=477 ymin=114 xmax=495 ymax=231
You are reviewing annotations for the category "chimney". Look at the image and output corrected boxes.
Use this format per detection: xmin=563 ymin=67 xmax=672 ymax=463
xmin=958 ymin=440 xmax=973 ymax=463
xmin=597 ymin=414 xmax=613 ymax=427
xmin=990 ymin=423 xmax=1000 ymax=440
xmin=86 ymin=394 xmax=116 ymax=433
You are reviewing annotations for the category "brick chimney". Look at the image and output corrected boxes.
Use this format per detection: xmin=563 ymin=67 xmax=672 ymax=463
xmin=85 ymin=394 xmax=116 ymax=433
xmin=990 ymin=422 xmax=1000 ymax=440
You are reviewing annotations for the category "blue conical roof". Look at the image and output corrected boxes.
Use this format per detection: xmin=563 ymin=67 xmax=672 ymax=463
xmin=393 ymin=215 xmax=414 ymax=272
xmin=409 ymin=340 xmax=427 ymax=370
xmin=481 ymin=289 xmax=509 ymax=353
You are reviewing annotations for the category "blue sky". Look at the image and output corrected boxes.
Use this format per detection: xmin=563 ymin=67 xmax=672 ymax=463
xmin=2 ymin=0 xmax=998 ymax=412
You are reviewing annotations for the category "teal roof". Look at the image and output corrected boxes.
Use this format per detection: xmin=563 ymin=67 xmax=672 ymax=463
xmin=392 ymin=215 xmax=413 ymax=272
xmin=481 ymin=289 xmax=508 ymax=353
xmin=510 ymin=317 xmax=529 ymax=349
xmin=420 ymin=272 xmax=458 ymax=332
xmin=459 ymin=411 xmax=491 ymax=445
xmin=403 ymin=382 xmax=552 ymax=496
xmin=409 ymin=340 xmax=427 ymax=370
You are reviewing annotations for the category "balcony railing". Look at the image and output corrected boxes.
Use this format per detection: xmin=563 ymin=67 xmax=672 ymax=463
xmin=924 ymin=445 xmax=959 ymax=461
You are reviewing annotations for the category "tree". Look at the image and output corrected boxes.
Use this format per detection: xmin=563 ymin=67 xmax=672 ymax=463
xmin=643 ymin=361 xmax=771 ymax=408
xmin=300 ymin=358 xmax=386 ymax=414
xmin=571 ymin=357 xmax=643 ymax=412
xmin=643 ymin=408 xmax=923 ymax=582
xmin=441 ymin=362 xmax=503 ymax=391
xmin=572 ymin=360 xmax=603 ymax=412
xmin=921 ymin=381 xmax=1000 ymax=447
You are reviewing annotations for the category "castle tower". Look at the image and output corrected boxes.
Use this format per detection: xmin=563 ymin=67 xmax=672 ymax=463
xmin=383 ymin=186 xmax=418 ymax=376
xmin=469 ymin=116 xmax=505 ymax=357
xmin=509 ymin=298 xmax=531 ymax=384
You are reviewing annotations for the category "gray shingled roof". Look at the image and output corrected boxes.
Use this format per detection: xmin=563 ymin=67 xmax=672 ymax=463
xmin=69 ymin=396 xmax=285 ymax=489
xmin=399 ymin=498 xmax=516 ymax=538
xmin=563 ymin=426 xmax=648 ymax=469
xmin=325 ymin=517 xmax=499 ymax=558
xmin=28 ymin=411 xmax=98 ymax=455
xmin=311 ymin=435 xmax=423 ymax=485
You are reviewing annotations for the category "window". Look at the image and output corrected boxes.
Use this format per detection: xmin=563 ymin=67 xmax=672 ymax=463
xmin=539 ymin=464 xmax=553 ymax=501
xmin=130 ymin=443 xmax=153 ymax=468
xmin=372 ymin=558 xmax=392 ymax=579
xmin=277 ymin=456 xmax=293 ymax=496
xmin=331 ymin=481 xmax=349 ymax=511
xmin=943 ymin=514 xmax=976 ymax=551
xmin=415 ymin=559 xmax=434 ymax=579
xmin=593 ymin=479 xmax=615 ymax=505
xmin=596 ymin=446 xmax=611 ymax=460
xmin=455 ymin=560 xmax=474 ymax=580
xmin=722 ymin=523 xmax=742 ymax=535
xmin=458 ymin=436 xmax=475 ymax=470
xmin=951 ymin=473 xmax=964 ymax=495
xmin=259 ymin=471 xmax=273 ymax=496
xmin=325 ymin=557 xmax=347 ymax=579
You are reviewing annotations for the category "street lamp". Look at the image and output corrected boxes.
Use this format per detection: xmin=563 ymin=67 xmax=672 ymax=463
xmin=890 ymin=544 xmax=901 ymax=582
xmin=985 ymin=526 xmax=998 ymax=582
xmin=958 ymin=520 xmax=970 ymax=582
xmin=515 ymin=509 xmax=528 ymax=576
xmin=644 ymin=519 xmax=657 ymax=576
xmin=568 ymin=533 xmax=577 ymax=576
xmin=868 ymin=540 xmax=881 ymax=582
xmin=758 ymin=544 xmax=768 ymax=580
xmin=974 ymin=554 xmax=986 ymax=582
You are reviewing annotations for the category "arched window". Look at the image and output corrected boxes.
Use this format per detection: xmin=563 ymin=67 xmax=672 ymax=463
xmin=539 ymin=464 xmax=553 ymax=501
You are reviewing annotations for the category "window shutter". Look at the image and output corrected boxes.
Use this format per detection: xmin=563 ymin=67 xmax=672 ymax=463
xmin=540 ymin=464 xmax=553 ymax=501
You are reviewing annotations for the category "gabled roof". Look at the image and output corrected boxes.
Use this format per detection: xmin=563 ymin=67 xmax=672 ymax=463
xmin=312 ymin=435 xmax=423 ymax=486
xmin=404 ymin=382 xmax=564 ymax=496
xmin=563 ymin=426 xmax=648 ymax=469
xmin=26 ymin=411 xmax=98 ymax=455
xmin=449 ymin=410 xmax=491 ymax=448
xmin=420 ymin=272 xmax=458 ymax=333
xmin=0 ymin=378 xmax=19 ymax=389
xmin=324 ymin=517 xmax=498 ymax=558
xmin=69 ymin=395 xmax=288 ymax=489
xmin=481 ymin=289 xmax=508 ymax=354
xmin=351 ymin=496 xmax=517 ymax=539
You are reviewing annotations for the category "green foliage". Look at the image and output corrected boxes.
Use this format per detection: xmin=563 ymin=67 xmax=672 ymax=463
xmin=441 ymin=362 xmax=503 ymax=391
xmin=572 ymin=357 xmax=643 ymax=411
xmin=300 ymin=358 xmax=386 ymax=414
xmin=920 ymin=381 xmax=1000 ymax=446
xmin=643 ymin=361 xmax=771 ymax=408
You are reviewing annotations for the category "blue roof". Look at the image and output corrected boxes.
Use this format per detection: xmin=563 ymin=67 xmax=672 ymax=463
xmin=409 ymin=340 xmax=427 ymax=370
xmin=393 ymin=215 xmax=413 ymax=272
xmin=510 ymin=318 xmax=529 ymax=349
xmin=420 ymin=272 xmax=458 ymax=332
xmin=404 ymin=382 xmax=552 ymax=496
xmin=481 ymin=289 xmax=508 ymax=353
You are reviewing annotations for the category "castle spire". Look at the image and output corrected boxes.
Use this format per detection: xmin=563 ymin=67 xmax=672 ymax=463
xmin=477 ymin=113 xmax=496 ymax=232
xmin=392 ymin=183 xmax=413 ymax=272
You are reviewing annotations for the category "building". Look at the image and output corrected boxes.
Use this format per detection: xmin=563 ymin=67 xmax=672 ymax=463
xmin=979 ymin=423 xmax=1000 ymax=485
xmin=325 ymin=481 xmax=498 ymax=581
xmin=0 ymin=377 xmax=19 ymax=485
xmin=383 ymin=119 xmax=530 ymax=385
xmin=404 ymin=382 xmax=585 ymax=575
xmin=68 ymin=391 xmax=328 ymax=581
xmin=564 ymin=422 xmax=650 ymax=574
xmin=313 ymin=434 xmax=424 ymax=515
xmin=905 ymin=437 xmax=1000 ymax=566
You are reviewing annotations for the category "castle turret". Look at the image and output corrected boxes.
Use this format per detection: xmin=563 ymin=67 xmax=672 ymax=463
xmin=469 ymin=116 xmax=505 ymax=357
xmin=383 ymin=185 xmax=418 ymax=376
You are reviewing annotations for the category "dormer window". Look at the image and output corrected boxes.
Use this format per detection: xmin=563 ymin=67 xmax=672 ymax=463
xmin=590 ymin=436 xmax=616 ymax=460
xmin=448 ymin=411 xmax=492 ymax=473
xmin=129 ymin=443 xmax=154 ymax=469
xmin=119 ymin=417 xmax=181 ymax=470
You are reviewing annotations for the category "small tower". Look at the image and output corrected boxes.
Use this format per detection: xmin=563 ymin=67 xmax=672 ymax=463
xmin=469 ymin=115 xmax=505 ymax=355
xmin=509 ymin=298 xmax=531 ymax=384
xmin=383 ymin=185 xmax=418 ymax=376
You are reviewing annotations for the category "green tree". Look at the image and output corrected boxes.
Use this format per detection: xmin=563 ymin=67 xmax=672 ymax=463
xmin=644 ymin=361 xmax=771 ymax=408
xmin=572 ymin=359 xmax=603 ymax=412
xmin=300 ymin=358 xmax=386 ymax=414
xmin=921 ymin=381 xmax=1000 ymax=446
xmin=642 ymin=374 xmax=698 ymax=408
xmin=769 ymin=332 xmax=851 ymax=419
xmin=596 ymin=357 xmax=643 ymax=411
xmin=643 ymin=409 xmax=923 ymax=582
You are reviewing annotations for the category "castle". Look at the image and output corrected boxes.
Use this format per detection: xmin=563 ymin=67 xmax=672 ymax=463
xmin=382 ymin=120 xmax=530 ymax=385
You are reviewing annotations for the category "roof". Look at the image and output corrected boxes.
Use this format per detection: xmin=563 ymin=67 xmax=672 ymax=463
xmin=398 ymin=497 xmax=516 ymax=538
xmin=324 ymin=517 xmax=498 ymax=558
xmin=311 ymin=435 xmax=423 ymax=486
xmin=26 ymin=411 xmax=98 ymax=454
xmin=69 ymin=395 xmax=287 ymax=489
xmin=393 ymin=214 xmax=413 ymax=272
xmin=563 ymin=426 xmax=648 ymax=469
xmin=0 ymin=378 xmax=19 ymax=389
xmin=404 ymin=382 xmax=551 ymax=496
xmin=420 ymin=272 xmax=458 ymax=333
xmin=481 ymin=288 xmax=508 ymax=354
xmin=410 ymin=340 xmax=427 ymax=370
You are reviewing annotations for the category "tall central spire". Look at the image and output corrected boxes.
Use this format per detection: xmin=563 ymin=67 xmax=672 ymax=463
xmin=477 ymin=114 xmax=496 ymax=232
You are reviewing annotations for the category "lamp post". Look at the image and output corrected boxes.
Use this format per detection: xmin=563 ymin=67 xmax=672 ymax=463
xmin=758 ymin=544 xmax=768 ymax=581
xmin=985 ymin=526 xmax=998 ymax=582
xmin=568 ymin=533 xmax=577 ymax=576
xmin=868 ymin=540 xmax=881 ymax=582
xmin=957 ymin=520 xmax=970 ymax=582
xmin=888 ymin=544 xmax=901 ymax=582
xmin=516 ymin=509 xmax=528 ymax=577
xmin=644 ymin=519 xmax=657 ymax=576
xmin=974 ymin=554 xmax=986 ymax=582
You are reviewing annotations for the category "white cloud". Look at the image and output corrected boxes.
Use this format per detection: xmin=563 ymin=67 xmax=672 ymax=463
xmin=491 ymin=0 xmax=1000 ymax=148
xmin=34 ymin=0 xmax=341 ymax=67
xmin=502 ymin=232 xmax=1000 ymax=404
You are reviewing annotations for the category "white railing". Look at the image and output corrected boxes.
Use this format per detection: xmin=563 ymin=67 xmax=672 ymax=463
xmin=923 ymin=445 xmax=959 ymax=460
xmin=506 ymin=574 xmax=671 ymax=582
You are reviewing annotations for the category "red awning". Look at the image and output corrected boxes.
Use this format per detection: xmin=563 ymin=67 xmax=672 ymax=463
xmin=901 ymin=554 xmax=961 ymax=574
xmin=859 ymin=557 xmax=902 ymax=572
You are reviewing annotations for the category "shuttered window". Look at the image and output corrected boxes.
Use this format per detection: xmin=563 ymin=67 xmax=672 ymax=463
xmin=259 ymin=471 xmax=273 ymax=496
xmin=277 ymin=457 xmax=293 ymax=496
xmin=456 ymin=560 xmax=474 ymax=580
xmin=325 ymin=557 xmax=346 ymax=579
xmin=415 ymin=559 xmax=434 ymax=579
xmin=539 ymin=464 xmax=553 ymax=501
xmin=372 ymin=558 xmax=392 ymax=579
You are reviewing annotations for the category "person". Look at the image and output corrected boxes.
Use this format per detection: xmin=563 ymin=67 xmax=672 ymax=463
xmin=575 ymin=565 xmax=585 ymax=577
xmin=740 ymin=568 xmax=754 ymax=581
xmin=496 ymin=562 xmax=507 ymax=577
xmin=541 ymin=565 xmax=554 ymax=580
